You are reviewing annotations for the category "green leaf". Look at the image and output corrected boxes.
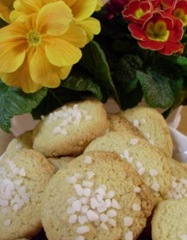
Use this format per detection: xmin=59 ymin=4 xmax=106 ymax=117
xmin=61 ymin=70 xmax=108 ymax=102
xmin=112 ymin=54 xmax=143 ymax=108
xmin=0 ymin=82 xmax=47 ymax=132
xmin=137 ymin=66 xmax=183 ymax=108
xmin=32 ymin=70 xmax=109 ymax=119
xmin=176 ymin=55 xmax=187 ymax=72
xmin=32 ymin=87 xmax=85 ymax=119
xmin=79 ymin=41 xmax=116 ymax=92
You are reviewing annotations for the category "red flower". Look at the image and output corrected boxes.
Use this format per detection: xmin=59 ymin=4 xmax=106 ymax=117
xmin=173 ymin=0 xmax=187 ymax=26
xmin=128 ymin=12 xmax=184 ymax=55
xmin=122 ymin=0 xmax=154 ymax=24
xmin=160 ymin=0 xmax=177 ymax=9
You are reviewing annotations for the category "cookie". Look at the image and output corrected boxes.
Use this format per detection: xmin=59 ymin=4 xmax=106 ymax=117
xmin=118 ymin=106 xmax=173 ymax=158
xmin=84 ymin=131 xmax=171 ymax=205
xmin=151 ymin=198 xmax=187 ymax=240
xmin=0 ymin=149 xmax=55 ymax=240
xmin=167 ymin=158 xmax=187 ymax=200
xmin=47 ymin=156 xmax=74 ymax=171
xmin=41 ymin=151 xmax=153 ymax=240
xmin=6 ymin=130 xmax=33 ymax=157
xmin=108 ymin=114 xmax=144 ymax=138
xmin=32 ymin=99 xmax=109 ymax=157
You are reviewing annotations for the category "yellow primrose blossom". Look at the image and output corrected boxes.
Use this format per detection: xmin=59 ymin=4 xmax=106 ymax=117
xmin=10 ymin=0 xmax=54 ymax=21
xmin=0 ymin=1 xmax=87 ymax=93
xmin=0 ymin=0 xmax=14 ymax=22
xmin=63 ymin=0 xmax=101 ymax=42
xmin=10 ymin=0 xmax=101 ymax=42
xmin=96 ymin=0 xmax=104 ymax=11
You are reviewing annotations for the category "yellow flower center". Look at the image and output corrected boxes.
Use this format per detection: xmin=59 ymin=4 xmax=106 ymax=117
xmin=146 ymin=20 xmax=169 ymax=42
xmin=174 ymin=9 xmax=187 ymax=26
xmin=135 ymin=8 xmax=145 ymax=19
xmin=27 ymin=30 xmax=41 ymax=46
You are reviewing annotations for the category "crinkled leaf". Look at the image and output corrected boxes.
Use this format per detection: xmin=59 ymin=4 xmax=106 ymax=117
xmin=0 ymin=82 xmax=47 ymax=132
xmin=32 ymin=88 xmax=87 ymax=119
xmin=79 ymin=41 xmax=116 ymax=92
xmin=137 ymin=62 xmax=183 ymax=108
xmin=61 ymin=70 xmax=108 ymax=102
xmin=32 ymin=69 xmax=109 ymax=119
xmin=137 ymin=70 xmax=174 ymax=108
xmin=113 ymin=54 xmax=142 ymax=93
xmin=112 ymin=54 xmax=143 ymax=108
xmin=176 ymin=55 xmax=187 ymax=72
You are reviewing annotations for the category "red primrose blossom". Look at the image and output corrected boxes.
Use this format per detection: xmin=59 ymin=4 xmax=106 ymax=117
xmin=128 ymin=12 xmax=184 ymax=55
xmin=122 ymin=0 xmax=154 ymax=24
xmin=173 ymin=0 xmax=187 ymax=26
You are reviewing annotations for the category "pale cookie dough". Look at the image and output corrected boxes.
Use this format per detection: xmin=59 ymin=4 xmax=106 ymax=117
xmin=32 ymin=99 xmax=109 ymax=157
xmin=84 ymin=131 xmax=171 ymax=206
xmin=47 ymin=156 xmax=74 ymax=172
xmin=41 ymin=151 xmax=153 ymax=240
xmin=108 ymin=114 xmax=144 ymax=138
xmin=167 ymin=158 xmax=187 ymax=200
xmin=118 ymin=106 xmax=173 ymax=158
xmin=151 ymin=198 xmax=187 ymax=240
xmin=0 ymin=149 xmax=55 ymax=240
xmin=6 ymin=130 xmax=33 ymax=157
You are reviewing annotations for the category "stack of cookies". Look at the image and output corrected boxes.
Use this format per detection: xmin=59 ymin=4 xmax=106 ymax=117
xmin=1 ymin=98 xmax=187 ymax=240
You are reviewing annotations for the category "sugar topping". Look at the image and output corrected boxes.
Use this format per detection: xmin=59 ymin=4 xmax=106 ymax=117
xmin=150 ymin=182 xmax=160 ymax=192
xmin=129 ymin=138 xmax=139 ymax=146
xmin=44 ymin=104 xmax=92 ymax=136
xmin=135 ymin=161 xmax=145 ymax=176
xmin=83 ymin=156 xmax=93 ymax=164
xmin=132 ymin=203 xmax=141 ymax=211
xmin=131 ymin=117 xmax=155 ymax=145
xmin=15 ymin=143 xmax=23 ymax=151
xmin=132 ymin=119 xmax=139 ymax=127
xmin=149 ymin=169 xmax=158 ymax=177
xmin=120 ymin=150 xmax=134 ymax=164
xmin=124 ymin=231 xmax=133 ymax=240
xmin=124 ymin=216 xmax=133 ymax=226
xmin=167 ymin=176 xmax=187 ymax=199
xmin=66 ymin=171 xmax=121 ymax=238
xmin=0 ymin=158 xmax=29 ymax=225
xmin=132 ymin=118 xmax=146 ymax=128
xmin=133 ymin=186 xmax=141 ymax=193
xmin=121 ymin=150 xmax=160 ymax=192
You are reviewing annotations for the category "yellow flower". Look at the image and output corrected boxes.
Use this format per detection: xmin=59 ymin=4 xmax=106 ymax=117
xmin=96 ymin=0 xmax=104 ymax=11
xmin=10 ymin=0 xmax=101 ymax=42
xmin=10 ymin=0 xmax=53 ymax=21
xmin=63 ymin=0 xmax=101 ymax=42
xmin=0 ymin=1 xmax=87 ymax=93
xmin=0 ymin=0 xmax=14 ymax=22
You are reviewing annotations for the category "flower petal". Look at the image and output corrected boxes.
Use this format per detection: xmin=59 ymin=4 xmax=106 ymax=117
xmin=64 ymin=0 xmax=97 ymax=20
xmin=0 ymin=22 xmax=28 ymax=72
xmin=0 ymin=0 xmax=14 ymax=22
xmin=160 ymin=42 xmax=182 ymax=55
xmin=128 ymin=23 xmax=147 ymax=41
xmin=139 ymin=40 xmax=164 ymax=50
xmin=45 ymin=37 xmax=82 ymax=67
xmin=30 ymin=46 xmax=62 ymax=87
xmin=61 ymin=23 xmax=87 ymax=48
xmin=10 ymin=0 xmax=56 ymax=21
xmin=0 ymin=57 xmax=42 ymax=93
xmin=57 ymin=65 xmax=72 ymax=80
xmin=77 ymin=17 xmax=101 ymax=42
xmin=36 ymin=1 xmax=73 ymax=36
